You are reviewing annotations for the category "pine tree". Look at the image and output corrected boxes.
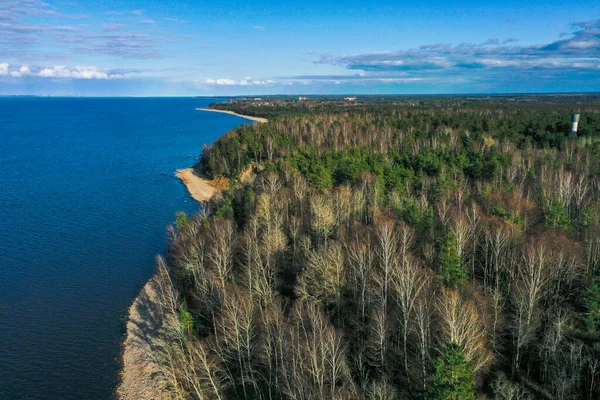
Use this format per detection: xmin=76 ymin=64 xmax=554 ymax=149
xmin=584 ymin=276 xmax=600 ymax=331
xmin=430 ymin=342 xmax=476 ymax=400
xmin=439 ymin=229 xmax=467 ymax=288
xmin=174 ymin=211 xmax=189 ymax=229
xmin=545 ymin=196 xmax=569 ymax=229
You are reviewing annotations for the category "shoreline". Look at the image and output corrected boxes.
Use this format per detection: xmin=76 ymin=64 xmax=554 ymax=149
xmin=118 ymin=110 xmax=239 ymax=398
xmin=117 ymin=279 xmax=168 ymax=400
xmin=175 ymin=168 xmax=219 ymax=203
xmin=196 ymin=107 xmax=269 ymax=123
xmin=118 ymin=171 xmax=223 ymax=398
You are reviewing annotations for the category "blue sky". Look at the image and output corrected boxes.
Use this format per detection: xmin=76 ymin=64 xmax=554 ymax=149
xmin=1 ymin=0 xmax=599 ymax=95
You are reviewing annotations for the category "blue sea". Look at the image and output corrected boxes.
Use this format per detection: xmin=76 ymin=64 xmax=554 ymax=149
xmin=0 ymin=97 xmax=249 ymax=399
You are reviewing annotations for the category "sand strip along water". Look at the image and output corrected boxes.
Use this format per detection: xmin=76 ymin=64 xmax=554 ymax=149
xmin=119 ymin=170 xmax=218 ymax=398
xmin=196 ymin=107 xmax=268 ymax=123
xmin=117 ymin=279 xmax=168 ymax=400
xmin=119 ymin=116 xmax=252 ymax=398
xmin=175 ymin=168 xmax=216 ymax=203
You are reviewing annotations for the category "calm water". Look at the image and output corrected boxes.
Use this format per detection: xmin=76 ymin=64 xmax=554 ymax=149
xmin=0 ymin=97 xmax=249 ymax=399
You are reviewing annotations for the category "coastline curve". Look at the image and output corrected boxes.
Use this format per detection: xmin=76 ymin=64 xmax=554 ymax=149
xmin=196 ymin=107 xmax=269 ymax=123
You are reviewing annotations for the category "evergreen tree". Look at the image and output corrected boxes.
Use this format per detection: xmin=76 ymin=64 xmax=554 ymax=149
xmin=430 ymin=342 xmax=476 ymax=400
xmin=584 ymin=276 xmax=600 ymax=331
xmin=545 ymin=196 xmax=569 ymax=229
xmin=174 ymin=211 xmax=189 ymax=229
xmin=179 ymin=304 xmax=194 ymax=337
xmin=439 ymin=229 xmax=467 ymax=288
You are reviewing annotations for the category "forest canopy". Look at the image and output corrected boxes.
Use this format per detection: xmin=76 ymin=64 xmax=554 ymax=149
xmin=151 ymin=96 xmax=600 ymax=399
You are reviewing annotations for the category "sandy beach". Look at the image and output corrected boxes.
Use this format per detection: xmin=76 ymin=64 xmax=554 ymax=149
xmin=196 ymin=107 xmax=269 ymax=123
xmin=175 ymin=168 xmax=217 ymax=202
xmin=176 ymin=167 xmax=232 ymax=203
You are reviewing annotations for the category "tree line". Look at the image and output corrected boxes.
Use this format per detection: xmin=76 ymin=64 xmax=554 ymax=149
xmin=148 ymin=98 xmax=600 ymax=399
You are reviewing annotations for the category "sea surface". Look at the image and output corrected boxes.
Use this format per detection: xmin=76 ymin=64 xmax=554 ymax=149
xmin=0 ymin=97 xmax=250 ymax=399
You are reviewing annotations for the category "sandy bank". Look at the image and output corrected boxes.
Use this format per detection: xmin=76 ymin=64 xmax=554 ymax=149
xmin=117 ymin=279 xmax=168 ymax=400
xmin=196 ymin=107 xmax=269 ymax=123
xmin=176 ymin=168 xmax=216 ymax=202
xmin=176 ymin=168 xmax=230 ymax=203
xmin=118 ymin=170 xmax=229 ymax=399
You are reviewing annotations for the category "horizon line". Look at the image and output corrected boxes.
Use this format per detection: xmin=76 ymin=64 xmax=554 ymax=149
xmin=2 ymin=91 xmax=600 ymax=98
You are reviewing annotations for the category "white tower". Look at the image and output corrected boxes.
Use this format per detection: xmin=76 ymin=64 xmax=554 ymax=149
xmin=571 ymin=113 xmax=580 ymax=137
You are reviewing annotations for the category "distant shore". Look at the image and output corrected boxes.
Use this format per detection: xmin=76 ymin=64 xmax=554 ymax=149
xmin=196 ymin=107 xmax=268 ymax=123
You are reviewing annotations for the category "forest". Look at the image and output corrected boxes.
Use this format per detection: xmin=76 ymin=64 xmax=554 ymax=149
xmin=150 ymin=96 xmax=600 ymax=399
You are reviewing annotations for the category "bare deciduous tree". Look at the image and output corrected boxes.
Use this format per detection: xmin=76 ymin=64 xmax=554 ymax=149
xmin=414 ymin=294 xmax=433 ymax=392
xmin=215 ymin=289 xmax=258 ymax=398
xmin=345 ymin=229 xmax=375 ymax=324
xmin=512 ymin=243 xmax=550 ymax=374
xmin=297 ymin=242 xmax=345 ymax=305
xmin=393 ymin=252 xmax=430 ymax=381
xmin=375 ymin=219 xmax=398 ymax=315
xmin=492 ymin=373 xmax=532 ymax=400
xmin=207 ymin=219 xmax=236 ymax=290
xmin=437 ymin=288 xmax=493 ymax=373
xmin=310 ymin=194 xmax=336 ymax=245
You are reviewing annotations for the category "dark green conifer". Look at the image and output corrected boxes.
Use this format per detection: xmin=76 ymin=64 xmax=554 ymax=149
xmin=585 ymin=276 xmax=600 ymax=331
xmin=439 ymin=229 xmax=467 ymax=288
xmin=430 ymin=342 xmax=476 ymax=400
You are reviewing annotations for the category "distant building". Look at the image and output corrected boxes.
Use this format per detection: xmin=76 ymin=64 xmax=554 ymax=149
xmin=344 ymin=97 xmax=357 ymax=102
xmin=299 ymin=96 xmax=308 ymax=101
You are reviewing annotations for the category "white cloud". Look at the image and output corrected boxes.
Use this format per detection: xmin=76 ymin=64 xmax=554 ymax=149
xmin=10 ymin=65 xmax=31 ymax=77
xmin=204 ymin=77 xmax=276 ymax=86
xmin=38 ymin=66 xmax=110 ymax=79
xmin=566 ymin=40 xmax=597 ymax=49
xmin=205 ymin=78 xmax=237 ymax=85
xmin=163 ymin=17 xmax=185 ymax=23
xmin=318 ymin=19 xmax=600 ymax=78
xmin=0 ymin=63 xmax=132 ymax=79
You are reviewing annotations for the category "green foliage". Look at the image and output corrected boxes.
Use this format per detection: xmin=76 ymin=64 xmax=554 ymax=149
xmin=330 ymin=149 xmax=370 ymax=183
xmin=544 ymin=196 xmax=569 ymax=229
xmin=491 ymin=205 xmax=522 ymax=227
xmin=200 ymin=100 xmax=577 ymax=185
xmin=179 ymin=305 xmax=194 ymax=336
xmin=174 ymin=211 xmax=188 ymax=229
xmin=414 ymin=148 xmax=443 ymax=175
xmin=201 ymin=215 xmax=210 ymax=228
xmin=491 ymin=205 xmax=505 ymax=217
xmin=305 ymin=161 xmax=333 ymax=191
xmin=216 ymin=196 xmax=234 ymax=219
xmin=439 ymin=229 xmax=467 ymax=288
xmin=584 ymin=276 xmax=600 ymax=331
xmin=577 ymin=203 xmax=600 ymax=233
xmin=430 ymin=343 xmax=476 ymax=400
xmin=589 ymin=140 xmax=600 ymax=175
xmin=163 ymin=98 xmax=600 ymax=399
xmin=231 ymin=187 xmax=256 ymax=228
xmin=395 ymin=198 xmax=434 ymax=238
